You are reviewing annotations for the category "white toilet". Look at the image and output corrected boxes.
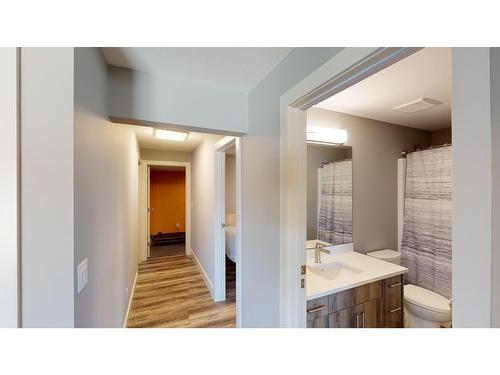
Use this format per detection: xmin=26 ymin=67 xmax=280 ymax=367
xmin=367 ymin=249 xmax=452 ymax=328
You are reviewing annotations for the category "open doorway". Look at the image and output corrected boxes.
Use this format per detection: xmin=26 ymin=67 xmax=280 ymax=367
xmin=214 ymin=136 xmax=241 ymax=311
xmin=148 ymin=165 xmax=187 ymax=258
xmin=281 ymin=47 xmax=453 ymax=328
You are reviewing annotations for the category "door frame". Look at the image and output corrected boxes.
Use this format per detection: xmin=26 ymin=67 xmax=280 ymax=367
xmin=213 ymin=136 xmax=242 ymax=326
xmin=279 ymin=47 xmax=422 ymax=327
xmin=139 ymin=159 xmax=191 ymax=261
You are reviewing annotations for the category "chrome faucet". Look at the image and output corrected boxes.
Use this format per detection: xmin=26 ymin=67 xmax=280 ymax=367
xmin=314 ymin=242 xmax=331 ymax=263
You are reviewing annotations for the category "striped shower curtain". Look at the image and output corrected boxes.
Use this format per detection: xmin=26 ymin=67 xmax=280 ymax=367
xmin=401 ymin=146 xmax=452 ymax=299
xmin=318 ymin=160 xmax=353 ymax=245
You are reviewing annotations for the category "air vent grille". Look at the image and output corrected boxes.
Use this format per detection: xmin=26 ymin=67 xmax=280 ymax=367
xmin=393 ymin=98 xmax=442 ymax=113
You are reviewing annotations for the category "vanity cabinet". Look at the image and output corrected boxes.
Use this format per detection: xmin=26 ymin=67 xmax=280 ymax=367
xmin=307 ymin=274 xmax=404 ymax=328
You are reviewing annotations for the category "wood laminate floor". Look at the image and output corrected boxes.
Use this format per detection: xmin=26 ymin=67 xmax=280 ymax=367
xmin=126 ymin=255 xmax=236 ymax=328
xmin=149 ymin=243 xmax=186 ymax=258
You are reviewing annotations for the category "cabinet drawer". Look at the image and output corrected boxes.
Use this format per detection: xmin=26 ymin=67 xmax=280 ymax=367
xmin=307 ymin=296 xmax=329 ymax=320
xmin=354 ymin=281 xmax=382 ymax=305
xmin=383 ymin=275 xmax=403 ymax=328
xmin=383 ymin=275 xmax=403 ymax=309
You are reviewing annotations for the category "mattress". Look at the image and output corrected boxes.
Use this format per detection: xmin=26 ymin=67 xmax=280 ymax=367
xmin=225 ymin=225 xmax=237 ymax=263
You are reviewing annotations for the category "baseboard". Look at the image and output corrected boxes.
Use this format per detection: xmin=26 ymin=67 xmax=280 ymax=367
xmin=123 ymin=271 xmax=138 ymax=328
xmin=190 ymin=249 xmax=215 ymax=300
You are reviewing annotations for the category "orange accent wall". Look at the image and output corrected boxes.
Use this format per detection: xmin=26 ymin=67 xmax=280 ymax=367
xmin=150 ymin=170 xmax=186 ymax=235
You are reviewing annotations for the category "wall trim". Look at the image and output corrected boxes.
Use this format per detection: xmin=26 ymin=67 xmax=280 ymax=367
xmin=191 ymin=249 xmax=215 ymax=299
xmin=123 ymin=271 xmax=138 ymax=328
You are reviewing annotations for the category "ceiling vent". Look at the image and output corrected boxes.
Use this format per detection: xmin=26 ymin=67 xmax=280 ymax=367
xmin=393 ymin=98 xmax=442 ymax=113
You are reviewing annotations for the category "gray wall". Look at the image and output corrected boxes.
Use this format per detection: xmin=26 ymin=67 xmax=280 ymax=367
xmin=225 ymin=154 xmax=236 ymax=214
xmin=492 ymin=47 xmax=500 ymax=328
xmin=244 ymin=48 xmax=344 ymax=326
xmin=74 ymin=48 xmax=139 ymax=327
xmin=306 ymin=144 xmax=350 ymax=240
xmin=307 ymin=108 xmax=431 ymax=253
xmin=108 ymin=66 xmax=248 ymax=135
xmin=453 ymin=48 xmax=494 ymax=327
xmin=20 ymin=48 xmax=75 ymax=327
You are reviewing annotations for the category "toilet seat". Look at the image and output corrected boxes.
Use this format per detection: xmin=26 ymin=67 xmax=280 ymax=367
xmin=404 ymin=284 xmax=450 ymax=315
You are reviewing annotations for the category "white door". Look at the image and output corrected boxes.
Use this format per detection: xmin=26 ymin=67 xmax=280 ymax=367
xmin=147 ymin=165 xmax=151 ymax=259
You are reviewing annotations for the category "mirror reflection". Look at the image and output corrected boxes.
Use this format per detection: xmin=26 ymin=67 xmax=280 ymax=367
xmin=307 ymin=144 xmax=353 ymax=246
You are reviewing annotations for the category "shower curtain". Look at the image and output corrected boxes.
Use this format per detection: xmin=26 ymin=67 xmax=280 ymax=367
xmin=401 ymin=146 xmax=452 ymax=299
xmin=318 ymin=160 xmax=353 ymax=245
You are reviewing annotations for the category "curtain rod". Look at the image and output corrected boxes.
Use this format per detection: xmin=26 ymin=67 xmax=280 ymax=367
xmin=402 ymin=143 xmax=451 ymax=157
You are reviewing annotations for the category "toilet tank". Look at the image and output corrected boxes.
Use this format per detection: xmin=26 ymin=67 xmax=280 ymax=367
xmin=366 ymin=249 xmax=401 ymax=265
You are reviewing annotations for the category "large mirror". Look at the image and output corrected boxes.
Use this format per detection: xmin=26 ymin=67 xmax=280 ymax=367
xmin=307 ymin=143 xmax=353 ymax=246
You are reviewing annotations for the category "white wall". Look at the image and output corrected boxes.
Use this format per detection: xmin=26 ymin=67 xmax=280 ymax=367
xmin=244 ymin=48 xmax=343 ymax=326
xmin=74 ymin=48 xmax=139 ymax=327
xmin=108 ymin=66 xmax=248 ymax=135
xmin=191 ymin=135 xmax=223 ymax=291
xmin=0 ymin=48 xmax=19 ymax=327
xmin=20 ymin=48 xmax=75 ymax=327
xmin=452 ymin=48 xmax=492 ymax=327
xmin=225 ymin=154 xmax=236 ymax=214
xmin=140 ymin=148 xmax=191 ymax=162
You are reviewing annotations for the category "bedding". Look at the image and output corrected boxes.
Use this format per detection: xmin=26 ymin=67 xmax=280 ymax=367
xmin=225 ymin=225 xmax=237 ymax=263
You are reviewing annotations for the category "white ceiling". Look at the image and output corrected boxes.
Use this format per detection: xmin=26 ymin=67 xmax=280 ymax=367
xmin=314 ymin=48 xmax=452 ymax=131
xmin=102 ymin=47 xmax=292 ymax=92
xmin=132 ymin=125 xmax=208 ymax=152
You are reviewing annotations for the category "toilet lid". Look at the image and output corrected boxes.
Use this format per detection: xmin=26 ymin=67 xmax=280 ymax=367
xmin=404 ymin=284 xmax=450 ymax=314
xmin=367 ymin=249 xmax=401 ymax=261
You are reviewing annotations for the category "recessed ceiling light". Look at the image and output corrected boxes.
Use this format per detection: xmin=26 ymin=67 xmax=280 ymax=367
xmin=393 ymin=98 xmax=442 ymax=113
xmin=307 ymin=126 xmax=348 ymax=144
xmin=155 ymin=129 xmax=189 ymax=141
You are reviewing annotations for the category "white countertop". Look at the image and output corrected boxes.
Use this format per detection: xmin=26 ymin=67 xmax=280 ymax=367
xmin=306 ymin=249 xmax=408 ymax=301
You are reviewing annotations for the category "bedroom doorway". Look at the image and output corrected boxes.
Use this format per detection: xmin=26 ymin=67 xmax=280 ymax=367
xmin=214 ymin=136 xmax=241 ymax=325
xmin=148 ymin=165 xmax=188 ymax=258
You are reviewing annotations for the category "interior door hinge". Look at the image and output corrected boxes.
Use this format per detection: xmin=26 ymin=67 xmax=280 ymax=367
xmin=301 ymin=279 xmax=305 ymax=288
xmin=301 ymin=264 xmax=306 ymax=276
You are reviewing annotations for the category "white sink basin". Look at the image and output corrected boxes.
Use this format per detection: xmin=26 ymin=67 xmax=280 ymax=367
xmin=308 ymin=261 xmax=364 ymax=281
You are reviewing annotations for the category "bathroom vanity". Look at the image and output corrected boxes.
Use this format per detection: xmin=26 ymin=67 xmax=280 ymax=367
xmin=307 ymin=274 xmax=403 ymax=328
xmin=306 ymin=247 xmax=407 ymax=328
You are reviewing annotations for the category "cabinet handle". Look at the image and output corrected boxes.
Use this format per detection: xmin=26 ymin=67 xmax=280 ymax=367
xmin=355 ymin=313 xmax=360 ymax=328
xmin=307 ymin=305 xmax=326 ymax=313
xmin=362 ymin=312 xmax=365 ymax=328
xmin=389 ymin=307 xmax=402 ymax=313
xmin=387 ymin=282 xmax=402 ymax=288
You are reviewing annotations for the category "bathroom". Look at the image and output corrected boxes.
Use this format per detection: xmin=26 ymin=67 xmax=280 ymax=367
xmin=305 ymin=47 xmax=452 ymax=328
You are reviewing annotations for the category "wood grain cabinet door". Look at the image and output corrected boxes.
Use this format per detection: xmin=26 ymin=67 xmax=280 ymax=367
xmin=307 ymin=316 xmax=329 ymax=328
xmin=353 ymin=299 xmax=379 ymax=328
xmin=328 ymin=307 xmax=354 ymax=328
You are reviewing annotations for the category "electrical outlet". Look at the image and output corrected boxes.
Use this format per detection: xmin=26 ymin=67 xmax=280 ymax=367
xmin=77 ymin=258 xmax=88 ymax=294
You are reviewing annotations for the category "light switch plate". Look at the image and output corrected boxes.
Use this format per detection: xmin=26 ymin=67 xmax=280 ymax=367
xmin=77 ymin=258 xmax=88 ymax=294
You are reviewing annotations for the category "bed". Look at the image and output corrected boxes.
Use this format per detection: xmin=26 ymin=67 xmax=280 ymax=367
xmin=225 ymin=213 xmax=237 ymax=263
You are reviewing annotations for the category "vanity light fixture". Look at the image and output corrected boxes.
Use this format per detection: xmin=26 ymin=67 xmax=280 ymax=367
xmin=307 ymin=126 xmax=348 ymax=145
xmin=155 ymin=129 xmax=189 ymax=141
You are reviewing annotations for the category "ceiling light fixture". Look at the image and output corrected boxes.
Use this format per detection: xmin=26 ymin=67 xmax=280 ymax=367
xmin=155 ymin=129 xmax=189 ymax=141
xmin=307 ymin=126 xmax=348 ymax=145
xmin=393 ymin=98 xmax=442 ymax=113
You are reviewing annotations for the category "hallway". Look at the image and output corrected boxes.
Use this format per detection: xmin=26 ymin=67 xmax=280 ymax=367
xmin=126 ymin=255 xmax=235 ymax=328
